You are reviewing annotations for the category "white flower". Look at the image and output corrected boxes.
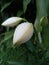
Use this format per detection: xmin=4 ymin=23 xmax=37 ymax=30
xmin=1 ymin=16 xmax=34 ymax=46
xmin=13 ymin=22 xmax=34 ymax=45
xmin=1 ymin=17 xmax=25 ymax=27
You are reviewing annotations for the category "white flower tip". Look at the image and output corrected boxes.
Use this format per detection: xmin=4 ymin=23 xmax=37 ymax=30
xmin=1 ymin=22 xmax=4 ymax=26
xmin=1 ymin=22 xmax=7 ymax=26
xmin=13 ymin=22 xmax=34 ymax=45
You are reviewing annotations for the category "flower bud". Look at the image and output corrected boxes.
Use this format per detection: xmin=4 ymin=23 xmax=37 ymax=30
xmin=13 ymin=22 xmax=34 ymax=45
xmin=1 ymin=17 xmax=25 ymax=27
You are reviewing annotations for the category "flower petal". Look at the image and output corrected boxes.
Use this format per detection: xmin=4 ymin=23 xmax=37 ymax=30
xmin=13 ymin=22 xmax=34 ymax=45
xmin=1 ymin=17 xmax=24 ymax=27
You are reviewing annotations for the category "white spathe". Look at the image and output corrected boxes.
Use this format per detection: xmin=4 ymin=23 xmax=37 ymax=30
xmin=1 ymin=17 xmax=24 ymax=27
xmin=13 ymin=22 xmax=34 ymax=45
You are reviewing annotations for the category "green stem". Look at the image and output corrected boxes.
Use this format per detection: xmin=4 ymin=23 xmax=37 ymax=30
xmin=38 ymin=32 xmax=42 ymax=44
xmin=35 ymin=0 xmax=48 ymax=43
xmin=36 ymin=0 xmax=47 ymax=18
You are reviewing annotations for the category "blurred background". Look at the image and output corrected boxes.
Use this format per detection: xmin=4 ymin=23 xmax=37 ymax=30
xmin=0 ymin=0 xmax=49 ymax=65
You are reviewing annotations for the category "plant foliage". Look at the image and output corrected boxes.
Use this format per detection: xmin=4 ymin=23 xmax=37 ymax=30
xmin=0 ymin=0 xmax=49 ymax=65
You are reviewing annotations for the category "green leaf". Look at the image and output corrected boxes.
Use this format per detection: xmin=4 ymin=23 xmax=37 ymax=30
xmin=7 ymin=61 xmax=24 ymax=65
xmin=0 ymin=31 xmax=13 ymax=45
xmin=17 ymin=10 xmax=23 ymax=17
xmin=26 ymin=39 xmax=34 ymax=53
xmin=23 ymin=0 xmax=31 ymax=13
xmin=35 ymin=0 xmax=49 ymax=47
xmin=2 ymin=46 xmax=27 ymax=62
xmin=42 ymin=21 xmax=49 ymax=47
xmin=34 ymin=18 xmax=42 ymax=32
xmin=0 ymin=1 xmax=12 ymax=12
xmin=40 ymin=16 xmax=48 ymax=26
